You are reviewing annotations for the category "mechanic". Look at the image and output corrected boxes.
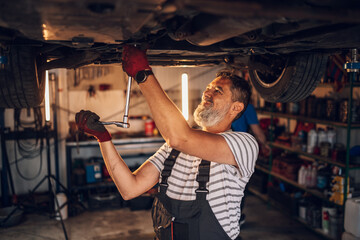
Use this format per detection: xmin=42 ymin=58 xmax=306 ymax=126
xmin=75 ymin=45 xmax=259 ymax=240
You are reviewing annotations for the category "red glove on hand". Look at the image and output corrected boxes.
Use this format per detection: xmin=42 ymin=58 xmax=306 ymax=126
xmin=122 ymin=45 xmax=151 ymax=78
xmin=75 ymin=110 xmax=111 ymax=142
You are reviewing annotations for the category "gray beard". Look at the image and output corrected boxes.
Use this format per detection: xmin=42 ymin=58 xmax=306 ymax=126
xmin=193 ymin=103 xmax=230 ymax=128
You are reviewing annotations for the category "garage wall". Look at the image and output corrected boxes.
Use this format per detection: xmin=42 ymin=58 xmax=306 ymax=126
xmin=0 ymin=69 xmax=69 ymax=196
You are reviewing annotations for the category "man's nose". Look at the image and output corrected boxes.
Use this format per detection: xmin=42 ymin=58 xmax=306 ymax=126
xmin=204 ymin=88 xmax=213 ymax=97
xmin=203 ymin=90 xmax=211 ymax=100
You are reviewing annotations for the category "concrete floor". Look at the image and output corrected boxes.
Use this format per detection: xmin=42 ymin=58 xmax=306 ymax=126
xmin=0 ymin=194 xmax=325 ymax=240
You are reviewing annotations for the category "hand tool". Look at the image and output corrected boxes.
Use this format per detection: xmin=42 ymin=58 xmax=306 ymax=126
xmin=98 ymin=76 xmax=132 ymax=128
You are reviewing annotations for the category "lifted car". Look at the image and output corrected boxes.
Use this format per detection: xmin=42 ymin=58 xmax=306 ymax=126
xmin=1 ymin=0 xmax=360 ymax=108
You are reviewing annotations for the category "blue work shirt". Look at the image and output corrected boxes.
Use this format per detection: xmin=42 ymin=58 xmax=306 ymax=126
xmin=231 ymin=104 xmax=259 ymax=132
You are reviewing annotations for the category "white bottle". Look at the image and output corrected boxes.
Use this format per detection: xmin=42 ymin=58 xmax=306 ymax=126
xmin=305 ymin=165 xmax=312 ymax=187
xmin=318 ymin=128 xmax=328 ymax=145
xmin=310 ymin=164 xmax=317 ymax=188
xmin=307 ymin=129 xmax=318 ymax=154
xmin=327 ymin=128 xmax=336 ymax=148
xmin=298 ymin=165 xmax=305 ymax=185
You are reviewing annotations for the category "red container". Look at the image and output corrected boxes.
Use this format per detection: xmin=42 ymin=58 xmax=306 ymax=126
xmin=145 ymin=118 xmax=154 ymax=136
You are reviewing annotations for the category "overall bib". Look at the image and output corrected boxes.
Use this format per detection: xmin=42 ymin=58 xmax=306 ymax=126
xmin=151 ymin=149 xmax=233 ymax=240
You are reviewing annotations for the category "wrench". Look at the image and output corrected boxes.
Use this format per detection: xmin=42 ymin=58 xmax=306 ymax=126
xmin=99 ymin=76 xmax=132 ymax=128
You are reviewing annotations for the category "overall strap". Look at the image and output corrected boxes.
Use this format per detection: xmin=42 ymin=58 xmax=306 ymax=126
xmin=159 ymin=149 xmax=180 ymax=193
xmin=195 ymin=160 xmax=211 ymax=200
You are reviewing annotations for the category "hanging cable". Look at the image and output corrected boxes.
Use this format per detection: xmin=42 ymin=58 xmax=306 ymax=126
xmin=14 ymin=140 xmax=43 ymax=181
xmin=13 ymin=107 xmax=44 ymax=181
xmin=14 ymin=107 xmax=43 ymax=158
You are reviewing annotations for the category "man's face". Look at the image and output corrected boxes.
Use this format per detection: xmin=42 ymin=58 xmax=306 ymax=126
xmin=194 ymin=77 xmax=233 ymax=128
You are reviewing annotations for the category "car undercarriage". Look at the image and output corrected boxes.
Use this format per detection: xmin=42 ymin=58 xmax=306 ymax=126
xmin=1 ymin=0 xmax=360 ymax=107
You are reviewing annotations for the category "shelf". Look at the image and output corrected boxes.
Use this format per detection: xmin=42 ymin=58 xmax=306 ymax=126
xmin=66 ymin=136 xmax=165 ymax=147
xmin=255 ymin=165 xmax=341 ymax=206
xmin=270 ymin=142 xmax=360 ymax=169
xmin=249 ymin=187 xmax=335 ymax=240
xmin=318 ymin=82 xmax=360 ymax=88
xmin=72 ymin=180 xmax=115 ymax=191
xmin=257 ymin=110 xmax=360 ymax=129
xmin=66 ymin=137 xmax=164 ymax=196
xmin=295 ymin=217 xmax=335 ymax=240
xmin=252 ymin=79 xmax=359 ymax=239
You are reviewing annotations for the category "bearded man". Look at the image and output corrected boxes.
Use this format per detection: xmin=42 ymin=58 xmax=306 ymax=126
xmin=75 ymin=45 xmax=258 ymax=240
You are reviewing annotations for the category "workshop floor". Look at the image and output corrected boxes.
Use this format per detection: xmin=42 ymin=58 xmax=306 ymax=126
xmin=0 ymin=194 xmax=326 ymax=240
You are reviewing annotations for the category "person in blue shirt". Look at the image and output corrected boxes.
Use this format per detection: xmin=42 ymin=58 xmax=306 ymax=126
xmin=232 ymin=103 xmax=270 ymax=227
xmin=232 ymin=103 xmax=270 ymax=153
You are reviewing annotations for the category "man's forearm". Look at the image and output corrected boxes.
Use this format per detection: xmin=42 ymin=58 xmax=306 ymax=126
xmin=138 ymin=75 xmax=191 ymax=147
xmin=99 ymin=141 xmax=146 ymax=200
xmin=137 ymin=74 xmax=238 ymax=165
xmin=74 ymin=107 xmax=159 ymax=199
xmin=121 ymin=45 xmax=192 ymax=149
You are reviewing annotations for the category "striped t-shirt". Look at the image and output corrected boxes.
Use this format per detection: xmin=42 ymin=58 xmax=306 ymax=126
xmin=149 ymin=131 xmax=259 ymax=239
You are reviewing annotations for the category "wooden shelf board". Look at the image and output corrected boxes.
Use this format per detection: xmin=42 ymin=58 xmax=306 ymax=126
xmin=270 ymin=142 xmax=360 ymax=169
xmin=254 ymin=165 xmax=341 ymax=206
xmin=257 ymin=110 xmax=360 ymax=129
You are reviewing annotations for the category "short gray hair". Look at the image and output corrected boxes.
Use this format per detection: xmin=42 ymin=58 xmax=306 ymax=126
xmin=216 ymin=69 xmax=251 ymax=120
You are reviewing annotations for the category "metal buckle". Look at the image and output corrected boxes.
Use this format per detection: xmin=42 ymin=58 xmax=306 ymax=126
xmin=195 ymin=189 xmax=209 ymax=194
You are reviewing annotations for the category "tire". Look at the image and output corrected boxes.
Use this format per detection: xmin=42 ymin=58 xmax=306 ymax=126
xmin=0 ymin=46 xmax=45 ymax=108
xmin=248 ymin=53 xmax=328 ymax=103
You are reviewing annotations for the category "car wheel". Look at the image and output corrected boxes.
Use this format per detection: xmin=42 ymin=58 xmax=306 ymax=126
xmin=0 ymin=46 xmax=45 ymax=108
xmin=248 ymin=53 xmax=328 ymax=103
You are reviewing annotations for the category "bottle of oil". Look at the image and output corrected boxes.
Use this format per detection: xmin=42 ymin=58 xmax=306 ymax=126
xmin=307 ymin=129 xmax=318 ymax=154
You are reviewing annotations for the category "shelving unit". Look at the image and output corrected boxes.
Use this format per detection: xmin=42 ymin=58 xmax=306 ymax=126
xmin=257 ymin=110 xmax=360 ymax=129
xmin=255 ymin=164 xmax=335 ymax=204
xmin=248 ymin=53 xmax=360 ymax=239
xmin=270 ymin=142 xmax=360 ymax=170
xmin=250 ymin=109 xmax=357 ymax=238
xmin=1 ymin=109 xmax=61 ymax=207
xmin=65 ymin=136 xmax=165 ymax=211
xmin=249 ymin=183 xmax=335 ymax=240
xmin=255 ymin=92 xmax=360 ymax=188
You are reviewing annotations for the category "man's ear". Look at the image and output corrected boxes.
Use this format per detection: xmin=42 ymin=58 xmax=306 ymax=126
xmin=232 ymin=102 xmax=244 ymax=116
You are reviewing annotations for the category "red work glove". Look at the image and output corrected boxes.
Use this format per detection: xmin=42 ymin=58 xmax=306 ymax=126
xmin=122 ymin=45 xmax=151 ymax=78
xmin=75 ymin=110 xmax=111 ymax=142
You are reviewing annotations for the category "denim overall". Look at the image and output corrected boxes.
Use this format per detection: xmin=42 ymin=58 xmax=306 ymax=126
xmin=151 ymin=149 xmax=234 ymax=240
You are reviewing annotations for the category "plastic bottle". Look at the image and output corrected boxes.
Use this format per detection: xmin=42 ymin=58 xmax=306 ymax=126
xmin=305 ymin=165 xmax=312 ymax=187
xmin=307 ymin=129 xmax=318 ymax=154
xmin=310 ymin=164 xmax=318 ymax=188
xmin=327 ymin=128 xmax=336 ymax=148
xmin=322 ymin=209 xmax=330 ymax=234
xmin=304 ymin=165 xmax=309 ymax=187
xmin=298 ymin=130 xmax=307 ymax=152
xmin=145 ymin=117 xmax=155 ymax=136
xmin=318 ymin=128 xmax=328 ymax=145
xmin=317 ymin=165 xmax=329 ymax=190
xmin=298 ymin=165 xmax=305 ymax=185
